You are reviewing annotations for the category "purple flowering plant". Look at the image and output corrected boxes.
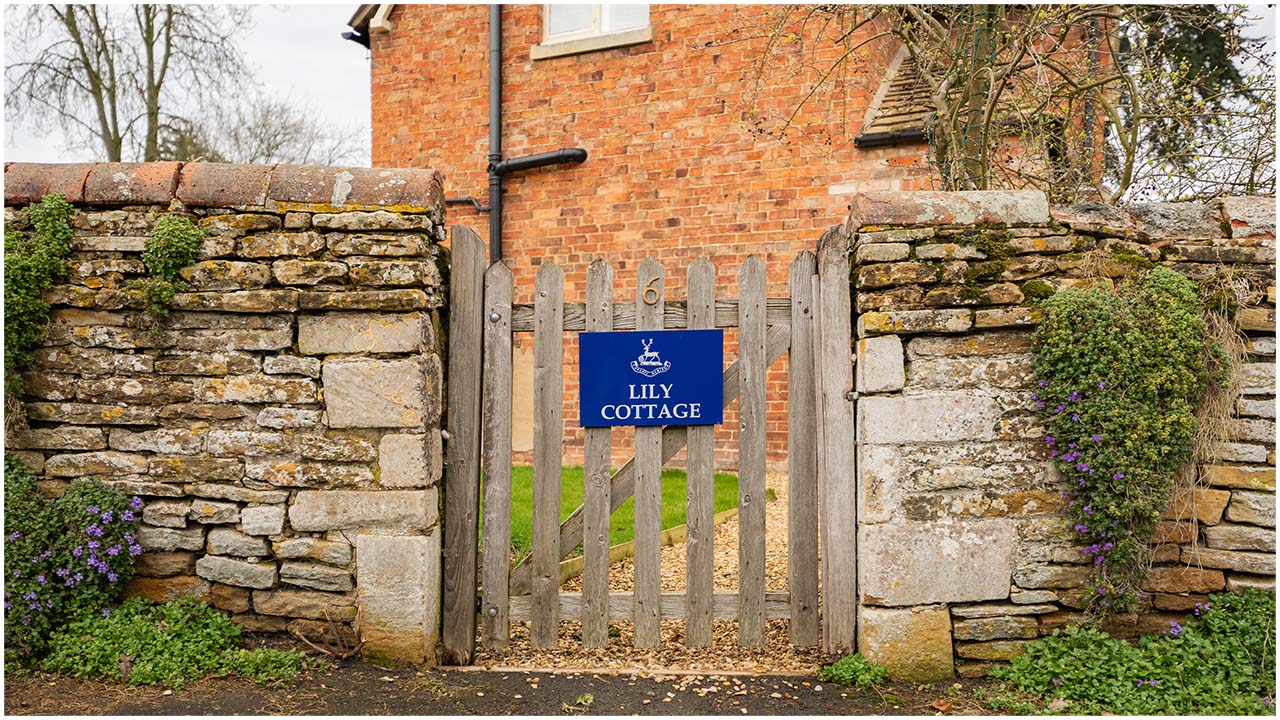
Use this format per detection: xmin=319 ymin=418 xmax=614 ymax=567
xmin=1030 ymin=269 xmax=1223 ymax=614
xmin=4 ymin=456 xmax=141 ymax=659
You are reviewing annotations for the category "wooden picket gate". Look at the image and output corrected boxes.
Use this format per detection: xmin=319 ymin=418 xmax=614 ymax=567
xmin=441 ymin=227 xmax=856 ymax=664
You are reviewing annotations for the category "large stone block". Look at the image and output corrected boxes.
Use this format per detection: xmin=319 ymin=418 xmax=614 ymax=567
xmin=275 ymin=537 xmax=352 ymax=566
xmin=296 ymin=434 xmax=378 ymax=462
xmin=356 ymin=532 xmax=440 ymax=665
xmin=280 ymin=562 xmax=353 ymax=592
xmin=180 ymin=260 xmax=272 ymax=291
xmin=1161 ymin=487 xmax=1231 ymax=525
xmin=207 ymin=527 xmax=271 ymax=557
xmin=252 ymin=589 xmax=357 ymax=621
xmin=857 ymin=605 xmax=953 ymax=682
xmin=1203 ymin=523 xmax=1276 ymax=552
xmin=323 ymin=358 xmax=428 ymax=428
xmin=298 ymin=313 xmax=424 ymax=355
xmin=860 ymin=520 xmax=1015 ymax=606
xmin=237 ymin=231 xmax=325 ymax=258
xmin=45 ymin=451 xmax=149 ymax=477
xmin=379 ymin=433 xmax=441 ymax=488
xmin=124 ymin=576 xmax=210 ymax=604
xmin=134 ymin=551 xmax=197 ymax=578
xmin=138 ymin=525 xmax=205 ymax=552
xmin=859 ymin=391 xmax=1001 ymax=444
xmin=171 ymin=290 xmax=299 ymax=314
xmin=142 ymin=500 xmax=190 ymax=528
xmin=327 ymin=233 xmax=429 ymax=257
xmin=9 ymin=426 xmax=106 ymax=451
xmin=1143 ymin=566 xmax=1225 ymax=594
xmin=1203 ymin=465 xmax=1275 ymax=491
xmin=290 ymin=489 xmax=436 ymax=532
xmin=952 ymin=615 xmax=1039 ymax=641
xmin=109 ymin=428 xmax=205 ymax=455
xmin=271 ymin=259 xmax=348 ymax=286
xmin=1225 ymin=491 xmax=1276 ymax=527
xmin=195 ymin=556 xmax=276 ymax=589
xmin=1182 ymin=547 xmax=1275 ymax=575
xmin=244 ymin=458 xmax=374 ymax=488
xmin=856 ymin=335 xmax=905 ymax=394
xmin=195 ymin=376 xmax=318 ymax=405
xmin=256 ymin=407 xmax=323 ymax=429
xmin=858 ymin=309 xmax=973 ymax=336
xmin=240 ymin=505 xmax=286 ymax=536
xmin=189 ymin=499 xmax=240 ymax=525
xmin=851 ymin=190 xmax=1050 ymax=227
xmin=1241 ymin=362 xmax=1275 ymax=395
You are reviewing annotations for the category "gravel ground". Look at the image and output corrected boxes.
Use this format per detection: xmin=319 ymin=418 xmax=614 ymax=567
xmin=474 ymin=472 xmax=831 ymax=673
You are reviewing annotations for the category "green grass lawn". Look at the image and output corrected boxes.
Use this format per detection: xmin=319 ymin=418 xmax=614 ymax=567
xmin=493 ymin=466 xmax=739 ymax=558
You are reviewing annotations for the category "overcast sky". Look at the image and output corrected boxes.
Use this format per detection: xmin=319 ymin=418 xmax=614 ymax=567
xmin=2 ymin=4 xmax=1276 ymax=166
xmin=3 ymin=3 xmax=372 ymax=164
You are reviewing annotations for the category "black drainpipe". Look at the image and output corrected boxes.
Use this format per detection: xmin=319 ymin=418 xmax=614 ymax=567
xmin=488 ymin=3 xmax=504 ymax=264
xmin=447 ymin=6 xmax=589 ymax=264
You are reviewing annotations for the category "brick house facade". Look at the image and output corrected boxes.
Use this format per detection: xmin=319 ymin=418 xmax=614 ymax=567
xmin=351 ymin=4 xmax=938 ymax=467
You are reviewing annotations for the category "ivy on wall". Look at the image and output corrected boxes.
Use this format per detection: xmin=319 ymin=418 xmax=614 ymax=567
xmin=1031 ymin=267 xmax=1226 ymax=613
xmin=3 ymin=194 xmax=74 ymax=397
xmin=133 ymin=214 xmax=203 ymax=317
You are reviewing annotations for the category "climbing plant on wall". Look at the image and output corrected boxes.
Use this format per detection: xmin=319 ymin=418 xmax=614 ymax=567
xmin=1031 ymin=267 xmax=1226 ymax=613
xmin=132 ymin=214 xmax=203 ymax=317
xmin=4 ymin=194 xmax=74 ymax=398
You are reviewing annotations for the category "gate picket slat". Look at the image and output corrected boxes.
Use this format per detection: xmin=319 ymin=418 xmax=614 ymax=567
xmin=531 ymin=262 xmax=565 ymax=650
xmin=582 ymin=260 xmax=614 ymax=648
xmin=787 ymin=252 xmax=819 ymax=646
xmin=633 ymin=258 xmax=664 ymax=648
xmin=480 ymin=262 xmax=514 ymax=651
xmin=441 ymin=227 xmax=486 ymax=665
xmin=816 ymin=229 xmax=857 ymax=653
xmin=685 ymin=257 xmax=716 ymax=647
xmin=506 ymin=325 xmax=791 ymax=596
xmin=737 ymin=255 xmax=767 ymax=646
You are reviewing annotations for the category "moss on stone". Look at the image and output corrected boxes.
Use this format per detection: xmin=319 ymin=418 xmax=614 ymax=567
xmin=1022 ymin=279 xmax=1056 ymax=303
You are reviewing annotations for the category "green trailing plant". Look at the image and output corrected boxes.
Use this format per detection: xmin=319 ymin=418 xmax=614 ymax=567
xmin=40 ymin=597 xmax=319 ymax=688
xmin=816 ymin=652 xmax=889 ymax=688
xmin=4 ymin=457 xmax=142 ymax=660
xmin=988 ymin=589 xmax=1275 ymax=714
xmin=1031 ymin=267 xmax=1224 ymax=613
xmin=3 ymin=194 xmax=74 ymax=396
xmin=132 ymin=214 xmax=203 ymax=317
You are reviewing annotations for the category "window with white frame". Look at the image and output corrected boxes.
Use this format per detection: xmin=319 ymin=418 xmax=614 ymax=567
xmin=532 ymin=4 xmax=652 ymax=59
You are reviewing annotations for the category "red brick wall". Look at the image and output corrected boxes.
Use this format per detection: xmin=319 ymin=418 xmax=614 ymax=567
xmin=371 ymin=4 xmax=935 ymax=468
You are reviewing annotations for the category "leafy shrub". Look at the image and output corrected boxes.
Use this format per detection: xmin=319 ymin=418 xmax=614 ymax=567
xmin=817 ymin=652 xmax=889 ymax=688
xmin=133 ymin=214 xmax=203 ymax=317
xmin=1031 ymin=267 xmax=1223 ymax=610
xmin=988 ymin=589 xmax=1275 ymax=714
xmin=41 ymin=597 xmax=316 ymax=688
xmin=3 ymin=194 xmax=74 ymax=393
xmin=4 ymin=457 xmax=142 ymax=658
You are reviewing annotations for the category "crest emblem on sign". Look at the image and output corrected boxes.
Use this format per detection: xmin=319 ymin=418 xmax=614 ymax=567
xmin=630 ymin=338 xmax=671 ymax=377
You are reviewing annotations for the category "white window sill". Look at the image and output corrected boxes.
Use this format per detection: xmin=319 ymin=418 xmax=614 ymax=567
xmin=531 ymin=26 xmax=653 ymax=60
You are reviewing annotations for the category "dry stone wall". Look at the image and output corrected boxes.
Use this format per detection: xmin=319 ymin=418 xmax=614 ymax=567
xmin=4 ymin=161 xmax=448 ymax=665
xmin=843 ymin=190 xmax=1276 ymax=681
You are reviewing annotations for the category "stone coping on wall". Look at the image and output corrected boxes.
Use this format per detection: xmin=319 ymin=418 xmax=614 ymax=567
xmin=4 ymin=161 xmax=445 ymax=215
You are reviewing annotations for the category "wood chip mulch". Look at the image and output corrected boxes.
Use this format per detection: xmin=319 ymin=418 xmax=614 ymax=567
xmin=473 ymin=472 xmax=833 ymax=674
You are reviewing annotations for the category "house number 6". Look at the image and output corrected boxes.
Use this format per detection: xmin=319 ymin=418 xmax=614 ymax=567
xmin=642 ymin=277 xmax=660 ymax=306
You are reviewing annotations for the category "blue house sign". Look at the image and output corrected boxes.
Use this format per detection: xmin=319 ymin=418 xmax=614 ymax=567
xmin=578 ymin=329 xmax=724 ymax=427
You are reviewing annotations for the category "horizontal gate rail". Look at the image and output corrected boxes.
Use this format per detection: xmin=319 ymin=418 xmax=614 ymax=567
xmin=509 ymin=298 xmax=792 ymax=332
xmin=509 ymin=592 xmax=793 ymax=622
